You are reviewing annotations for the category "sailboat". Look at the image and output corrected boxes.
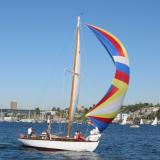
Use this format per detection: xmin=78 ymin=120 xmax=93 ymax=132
xmin=18 ymin=16 xmax=130 ymax=152
xmin=151 ymin=117 xmax=158 ymax=126
xmin=130 ymin=124 xmax=140 ymax=128
xmin=130 ymin=118 xmax=141 ymax=128
xmin=20 ymin=110 xmax=35 ymax=123
xmin=140 ymin=118 xmax=144 ymax=125
xmin=121 ymin=116 xmax=127 ymax=125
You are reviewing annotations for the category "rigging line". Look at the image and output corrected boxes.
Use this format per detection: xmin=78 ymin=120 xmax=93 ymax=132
xmin=84 ymin=122 xmax=90 ymax=137
xmin=64 ymin=112 xmax=67 ymax=135
xmin=59 ymin=122 xmax=63 ymax=135
xmin=64 ymin=120 xmax=67 ymax=136
xmin=80 ymin=23 xmax=88 ymax=82
xmin=62 ymin=122 xmax=65 ymax=136
xmin=58 ymin=117 xmax=62 ymax=134
xmin=76 ymin=120 xmax=78 ymax=132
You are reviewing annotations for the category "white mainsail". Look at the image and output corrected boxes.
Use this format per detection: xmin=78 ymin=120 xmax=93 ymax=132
xmin=67 ymin=16 xmax=81 ymax=136
xmin=151 ymin=117 xmax=158 ymax=126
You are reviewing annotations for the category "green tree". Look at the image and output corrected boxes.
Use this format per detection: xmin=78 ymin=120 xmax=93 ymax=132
xmin=35 ymin=107 xmax=40 ymax=115
xmin=52 ymin=107 xmax=56 ymax=111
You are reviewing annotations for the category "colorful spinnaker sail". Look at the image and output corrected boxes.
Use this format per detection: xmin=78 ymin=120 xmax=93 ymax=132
xmin=85 ymin=24 xmax=130 ymax=132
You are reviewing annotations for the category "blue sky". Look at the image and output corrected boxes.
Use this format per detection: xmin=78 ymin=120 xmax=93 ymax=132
xmin=0 ymin=0 xmax=160 ymax=109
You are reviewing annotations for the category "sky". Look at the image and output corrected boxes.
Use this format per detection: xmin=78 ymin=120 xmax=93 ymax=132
xmin=0 ymin=0 xmax=160 ymax=109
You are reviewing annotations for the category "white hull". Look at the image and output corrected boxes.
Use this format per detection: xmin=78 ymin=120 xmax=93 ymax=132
xmin=18 ymin=138 xmax=99 ymax=152
xmin=130 ymin=125 xmax=140 ymax=128
xmin=151 ymin=124 xmax=157 ymax=126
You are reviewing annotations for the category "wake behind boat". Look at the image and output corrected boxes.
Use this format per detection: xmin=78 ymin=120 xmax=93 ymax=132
xmin=18 ymin=16 xmax=130 ymax=152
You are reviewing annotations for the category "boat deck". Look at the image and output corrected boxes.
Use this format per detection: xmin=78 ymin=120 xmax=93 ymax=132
xmin=19 ymin=134 xmax=87 ymax=142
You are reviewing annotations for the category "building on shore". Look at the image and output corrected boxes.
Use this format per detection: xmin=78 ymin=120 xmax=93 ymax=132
xmin=10 ymin=100 xmax=17 ymax=110
xmin=114 ymin=113 xmax=128 ymax=121
xmin=78 ymin=106 xmax=85 ymax=112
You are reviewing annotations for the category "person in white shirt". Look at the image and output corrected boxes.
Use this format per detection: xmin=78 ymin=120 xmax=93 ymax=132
xmin=27 ymin=127 xmax=32 ymax=138
xmin=47 ymin=118 xmax=51 ymax=140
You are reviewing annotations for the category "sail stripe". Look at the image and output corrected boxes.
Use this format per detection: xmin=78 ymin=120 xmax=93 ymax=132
xmin=90 ymin=116 xmax=113 ymax=123
xmin=89 ymin=117 xmax=109 ymax=132
xmin=113 ymin=56 xmax=129 ymax=66
xmin=93 ymin=111 xmax=118 ymax=118
xmin=95 ymin=85 xmax=118 ymax=108
xmin=87 ymin=25 xmax=126 ymax=57
xmin=115 ymin=70 xmax=129 ymax=84
xmin=88 ymin=26 xmax=120 ymax=57
xmin=115 ymin=62 xmax=130 ymax=75
xmin=112 ymin=79 xmax=128 ymax=91
xmin=86 ymin=83 xmax=128 ymax=115
xmin=85 ymin=24 xmax=130 ymax=132
xmin=87 ymin=95 xmax=125 ymax=116
xmin=91 ymin=82 xmax=128 ymax=112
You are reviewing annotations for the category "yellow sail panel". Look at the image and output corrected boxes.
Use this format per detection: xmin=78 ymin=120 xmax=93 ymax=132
xmin=92 ymin=112 xmax=118 ymax=119
xmin=86 ymin=79 xmax=128 ymax=115
xmin=86 ymin=95 xmax=125 ymax=117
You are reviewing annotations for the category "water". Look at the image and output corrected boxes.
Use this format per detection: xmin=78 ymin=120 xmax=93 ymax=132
xmin=0 ymin=122 xmax=160 ymax=160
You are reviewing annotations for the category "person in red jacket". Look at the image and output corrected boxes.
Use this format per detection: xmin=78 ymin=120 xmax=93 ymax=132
xmin=76 ymin=131 xmax=85 ymax=141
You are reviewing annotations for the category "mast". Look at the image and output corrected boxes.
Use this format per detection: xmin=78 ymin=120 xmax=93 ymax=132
xmin=67 ymin=16 xmax=81 ymax=137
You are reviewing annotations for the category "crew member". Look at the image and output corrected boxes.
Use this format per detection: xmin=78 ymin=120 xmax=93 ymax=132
xmin=74 ymin=131 xmax=85 ymax=141
xmin=47 ymin=117 xmax=51 ymax=140
xmin=27 ymin=127 xmax=33 ymax=138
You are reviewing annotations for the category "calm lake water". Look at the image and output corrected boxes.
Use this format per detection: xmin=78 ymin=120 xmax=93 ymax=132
xmin=0 ymin=122 xmax=160 ymax=160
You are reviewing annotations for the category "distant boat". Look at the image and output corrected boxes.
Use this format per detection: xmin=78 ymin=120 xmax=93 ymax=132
xmin=20 ymin=119 xmax=35 ymax=123
xmin=140 ymin=119 xmax=144 ymax=125
xmin=18 ymin=16 xmax=130 ymax=152
xmin=130 ymin=124 xmax=140 ymax=128
xmin=20 ymin=110 xmax=36 ymax=123
xmin=151 ymin=117 xmax=158 ymax=126
xmin=121 ymin=116 xmax=128 ymax=125
xmin=130 ymin=118 xmax=142 ymax=128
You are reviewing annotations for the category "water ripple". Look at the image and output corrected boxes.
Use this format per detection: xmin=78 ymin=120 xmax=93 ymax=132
xmin=0 ymin=123 xmax=160 ymax=160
